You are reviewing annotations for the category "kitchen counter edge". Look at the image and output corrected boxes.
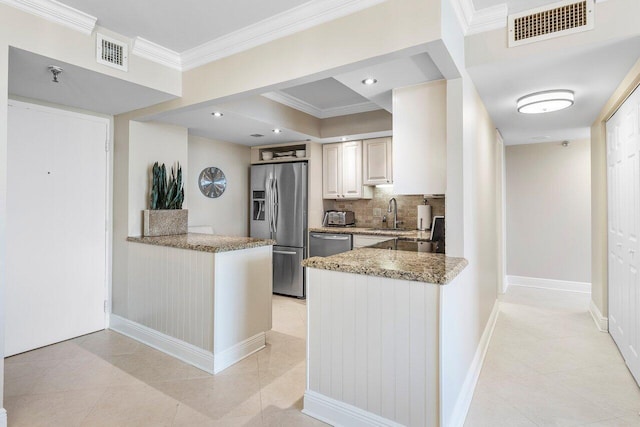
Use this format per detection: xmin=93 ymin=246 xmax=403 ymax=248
xmin=302 ymin=248 xmax=468 ymax=285
xmin=309 ymin=226 xmax=431 ymax=241
xmin=127 ymin=233 xmax=276 ymax=254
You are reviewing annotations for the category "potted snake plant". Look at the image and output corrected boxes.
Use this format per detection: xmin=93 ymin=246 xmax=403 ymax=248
xmin=143 ymin=162 xmax=188 ymax=236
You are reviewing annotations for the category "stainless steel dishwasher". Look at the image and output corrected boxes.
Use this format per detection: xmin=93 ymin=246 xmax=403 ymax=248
xmin=309 ymin=233 xmax=353 ymax=257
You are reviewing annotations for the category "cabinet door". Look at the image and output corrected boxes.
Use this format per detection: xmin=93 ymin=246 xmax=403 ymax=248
xmin=341 ymin=140 xmax=363 ymax=198
xmin=323 ymin=143 xmax=342 ymax=199
xmin=393 ymin=80 xmax=446 ymax=195
xmin=363 ymin=138 xmax=392 ymax=185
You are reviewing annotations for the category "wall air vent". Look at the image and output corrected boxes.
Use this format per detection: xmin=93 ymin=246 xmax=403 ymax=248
xmin=96 ymin=33 xmax=128 ymax=71
xmin=508 ymin=0 xmax=594 ymax=47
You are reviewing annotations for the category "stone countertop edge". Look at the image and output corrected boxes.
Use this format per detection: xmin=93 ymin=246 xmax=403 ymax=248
xmin=309 ymin=226 xmax=432 ymax=241
xmin=127 ymin=233 xmax=276 ymax=254
xmin=301 ymin=248 xmax=468 ymax=285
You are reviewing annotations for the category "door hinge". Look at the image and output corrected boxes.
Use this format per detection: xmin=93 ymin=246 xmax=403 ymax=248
xmin=105 ymin=138 xmax=110 ymax=152
xmin=104 ymin=300 xmax=108 ymax=313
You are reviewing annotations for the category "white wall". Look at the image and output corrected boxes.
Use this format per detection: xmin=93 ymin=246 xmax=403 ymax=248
xmin=128 ymin=121 xmax=188 ymax=237
xmin=441 ymin=72 xmax=500 ymax=427
xmin=506 ymin=139 xmax=592 ymax=283
xmin=187 ymin=135 xmax=250 ymax=236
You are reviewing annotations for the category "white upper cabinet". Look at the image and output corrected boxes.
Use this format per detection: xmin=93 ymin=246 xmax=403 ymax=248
xmin=363 ymin=137 xmax=392 ymax=185
xmin=323 ymin=141 xmax=371 ymax=199
xmin=322 ymin=143 xmax=341 ymax=199
xmin=392 ymin=80 xmax=446 ymax=195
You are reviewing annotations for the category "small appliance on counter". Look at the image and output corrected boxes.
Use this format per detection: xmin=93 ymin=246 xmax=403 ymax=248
xmin=323 ymin=210 xmax=355 ymax=227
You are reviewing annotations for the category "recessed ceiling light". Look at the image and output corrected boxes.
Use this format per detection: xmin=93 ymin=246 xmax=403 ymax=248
xmin=272 ymin=128 xmax=282 ymax=134
xmin=211 ymin=112 xmax=223 ymax=117
xmin=517 ymin=90 xmax=574 ymax=114
xmin=362 ymin=78 xmax=377 ymax=85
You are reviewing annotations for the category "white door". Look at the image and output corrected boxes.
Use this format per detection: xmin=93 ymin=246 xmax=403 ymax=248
xmin=6 ymin=101 xmax=108 ymax=356
xmin=607 ymin=84 xmax=640 ymax=382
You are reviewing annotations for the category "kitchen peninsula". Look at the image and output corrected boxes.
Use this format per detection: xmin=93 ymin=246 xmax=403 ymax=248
xmin=113 ymin=233 xmax=274 ymax=374
xmin=302 ymin=247 xmax=468 ymax=426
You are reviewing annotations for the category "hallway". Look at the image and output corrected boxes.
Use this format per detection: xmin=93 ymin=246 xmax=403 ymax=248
xmin=465 ymin=286 xmax=640 ymax=426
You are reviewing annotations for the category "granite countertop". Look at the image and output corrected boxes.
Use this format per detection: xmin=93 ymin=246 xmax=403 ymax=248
xmin=302 ymin=248 xmax=467 ymax=284
xmin=309 ymin=226 xmax=432 ymax=241
xmin=127 ymin=233 xmax=275 ymax=254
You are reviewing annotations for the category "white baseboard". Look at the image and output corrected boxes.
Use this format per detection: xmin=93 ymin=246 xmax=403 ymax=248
xmin=449 ymin=300 xmax=500 ymax=427
xmin=589 ymin=300 xmax=609 ymax=332
xmin=109 ymin=315 xmax=266 ymax=374
xmin=303 ymin=390 xmax=404 ymax=427
xmin=213 ymin=332 xmax=266 ymax=374
xmin=507 ymin=275 xmax=591 ymax=294
xmin=0 ymin=408 xmax=6 ymax=427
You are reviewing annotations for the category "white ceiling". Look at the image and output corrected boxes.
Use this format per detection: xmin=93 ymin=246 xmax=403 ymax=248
xmin=148 ymin=51 xmax=443 ymax=145
xmin=8 ymin=48 xmax=177 ymax=115
xmin=56 ymin=0 xmax=312 ymax=52
xmin=10 ymin=0 xmax=633 ymax=150
xmin=467 ymin=36 xmax=640 ymax=145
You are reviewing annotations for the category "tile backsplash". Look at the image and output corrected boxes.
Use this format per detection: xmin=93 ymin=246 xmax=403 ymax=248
xmin=323 ymin=186 xmax=445 ymax=229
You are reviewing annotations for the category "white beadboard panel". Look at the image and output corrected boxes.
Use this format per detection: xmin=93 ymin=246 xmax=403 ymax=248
xmin=367 ymin=275 xmax=383 ymax=415
xmin=306 ymin=269 xmax=440 ymax=426
xmin=127 ymin=242 xmax=214 ymax=351
xmin=213 ymin=246 xmax=272 ymax=353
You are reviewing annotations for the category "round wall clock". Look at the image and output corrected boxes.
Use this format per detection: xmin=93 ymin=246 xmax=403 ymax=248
xmin=198 ymin=167 xmax=227 ymax=198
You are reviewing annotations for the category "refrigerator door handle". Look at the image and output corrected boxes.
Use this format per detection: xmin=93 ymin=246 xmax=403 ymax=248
xmin=273 ymin=178 xmax=279 ymax=233
xmin=265 ymin=176 xmax=273 ymax=233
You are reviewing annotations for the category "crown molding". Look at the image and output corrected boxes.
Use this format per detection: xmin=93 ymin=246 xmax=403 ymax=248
xmin=181 ymin=0 xmax=388 ymax=71
xmin=449 ymin=0 xmax=507 ymax=35
xmin=132 ymin=37 xmax=182 ymax=71
xmin=467 ymin=3 xmax=507 ymax=35
xmin=0 ymin=0 xmax=97 ymax=35
xmin=263 ymin=91 xmax=379 ymax=119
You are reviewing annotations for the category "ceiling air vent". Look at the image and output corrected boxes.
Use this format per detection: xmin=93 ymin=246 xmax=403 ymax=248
xmin=96 ymin=33 xmax=128 ymax=71
xmin=508 ymin=0 xmax=594 ymax=47
xmin=250 ymin=134 xmax=264 ymax=138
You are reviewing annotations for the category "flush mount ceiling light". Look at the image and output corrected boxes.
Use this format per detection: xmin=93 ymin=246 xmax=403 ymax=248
xmin=211 ymin=112 xmax=223 ymax=117
xmin=362 ymin=78 xmax=377 ymax=85
xmin=272 ymin=128 xmax=282 ymax=134
xmin=517 ymin=90 xmax=574 ymax=114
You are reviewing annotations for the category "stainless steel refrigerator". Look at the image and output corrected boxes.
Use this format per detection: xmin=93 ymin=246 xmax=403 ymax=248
xmin=250 ymin=162 xmax=307 ymax=298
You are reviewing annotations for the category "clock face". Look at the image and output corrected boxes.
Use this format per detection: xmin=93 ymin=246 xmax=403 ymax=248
xmin=198 ymin=167 xmax=227 ymax=198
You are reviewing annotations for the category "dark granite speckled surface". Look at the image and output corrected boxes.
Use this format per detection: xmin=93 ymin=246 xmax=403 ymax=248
xmin=302 ymin=248 xmax=467 ymax=284
xmin=309 ymin=226 xmax=432 ymax=241
xmin=127 ymin=233 xmax=275 ymax=253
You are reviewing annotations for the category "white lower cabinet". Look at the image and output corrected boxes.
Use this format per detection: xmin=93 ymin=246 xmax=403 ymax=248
xmin=352 ymin=234 xmax=394 ymax=248
xmin=607 ymin=84 xmax=640 ymax=384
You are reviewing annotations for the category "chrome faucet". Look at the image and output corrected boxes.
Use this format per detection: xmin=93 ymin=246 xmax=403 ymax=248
xmin=387 ymin=198 xmax=401 ymax=229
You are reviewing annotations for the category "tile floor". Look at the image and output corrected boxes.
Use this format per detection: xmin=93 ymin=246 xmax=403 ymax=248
xmin=4 ymin=295 xmax=328 ymax=426
xmin=465 ymin=286 xmax=640 ymax=427
xmin=6 ymin=287 xmax=640 ymax=426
